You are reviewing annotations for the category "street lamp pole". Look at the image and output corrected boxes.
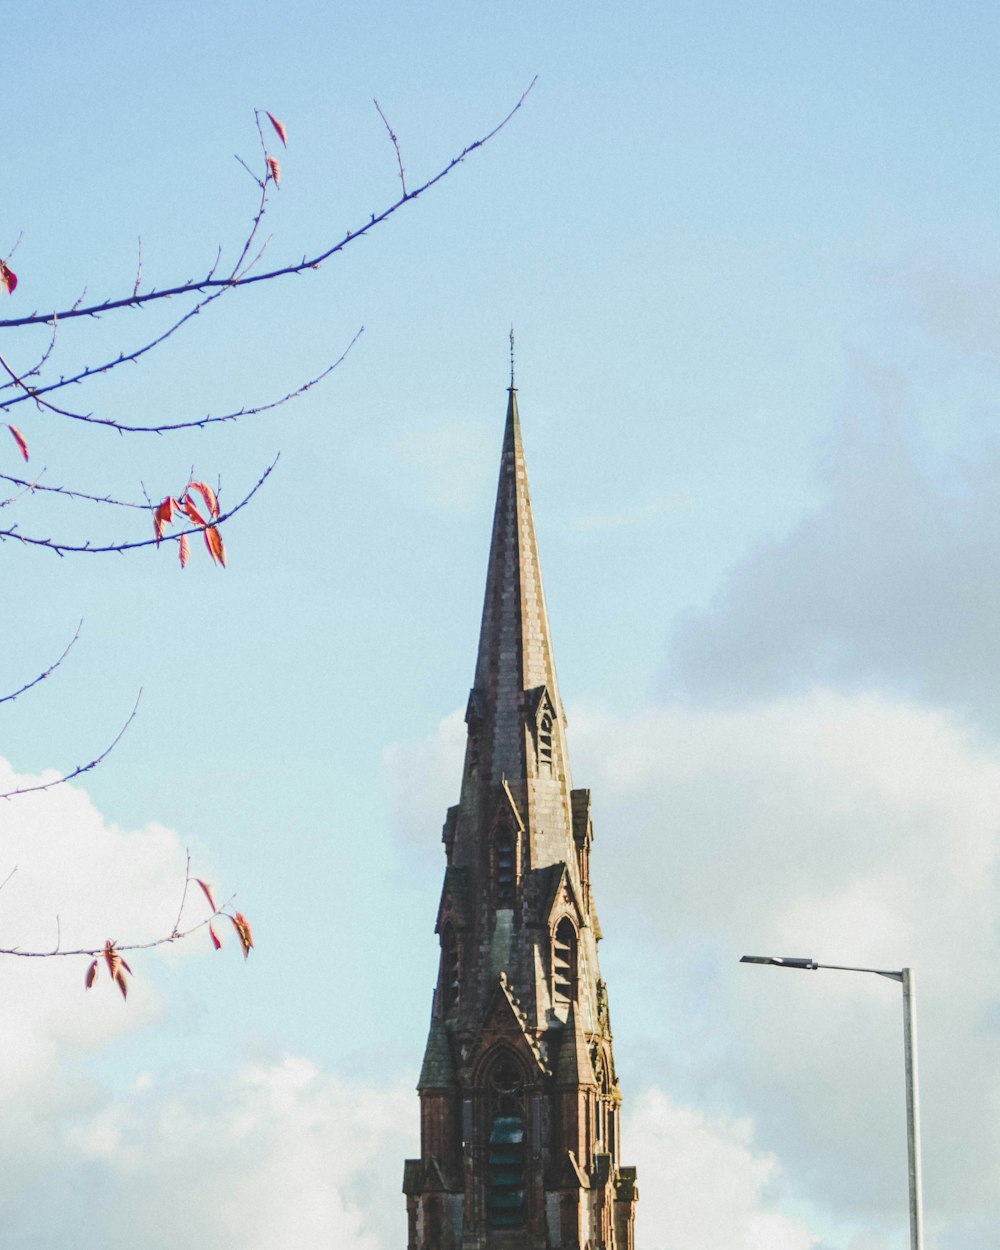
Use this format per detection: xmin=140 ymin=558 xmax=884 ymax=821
xmin=739 ymin=955 xmax=924 ymax=1250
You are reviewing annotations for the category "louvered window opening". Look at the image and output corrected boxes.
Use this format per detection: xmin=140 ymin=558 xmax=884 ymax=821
xmin=495 ymin=833 xmax=515 ymax=906
xmin=538 ymin=711 xmax=553 ymax=768
xmin=441 ymin=925 xmax=460 ymax=1012
xmin=488 ymin=1115 xmax=525 ymax=1228
xmin=553 ymin=918 xmax=577 ymax=1004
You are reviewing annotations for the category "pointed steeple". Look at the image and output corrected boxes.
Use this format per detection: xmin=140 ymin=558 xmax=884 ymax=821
xmin=472 ymin=384 xmax=564 ymax=787
xmin=404 ymin=369 xmax=639 ymax=1249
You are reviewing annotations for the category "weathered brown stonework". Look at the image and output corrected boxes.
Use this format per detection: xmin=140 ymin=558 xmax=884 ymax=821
xmin=403 ymin=386 xmax=638 ymax=1249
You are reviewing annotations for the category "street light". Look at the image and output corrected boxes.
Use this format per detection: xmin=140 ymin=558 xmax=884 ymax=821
xmin=739 ymin=955 xmax=924 ymax=1250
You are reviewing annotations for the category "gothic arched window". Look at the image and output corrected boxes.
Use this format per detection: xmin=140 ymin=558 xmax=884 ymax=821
xmin=552 ymin=917 xmax=578 ymax=1004
xmin=487 ymin=1056 xmax=526 ymax=1229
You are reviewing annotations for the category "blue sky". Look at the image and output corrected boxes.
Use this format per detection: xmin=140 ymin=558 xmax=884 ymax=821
xmin=3 ymin=3 xmax=1000 ymax=1248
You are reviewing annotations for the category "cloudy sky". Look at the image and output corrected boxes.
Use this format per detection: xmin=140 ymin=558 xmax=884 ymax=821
xmin=4 ymin=3 xmax=1000 ymax=1247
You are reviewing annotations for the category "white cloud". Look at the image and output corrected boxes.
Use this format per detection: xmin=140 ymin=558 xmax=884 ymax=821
xmin=0 ymin=1049 xmax=414 ymax=1250
xmin=0 ymin=758 xmax=202 ymax=1094
xmin=0 ymin=759 xmax=417 ymax=1250
xmin=625 ymin=1087 xmax=820 ymax=1250
xmin=571 ymin=690 xmax=1000 ymax=1247
xmin=0 ymin=759 xmax=226 ymax=1209
xmin=382 ymin=706 xmax=465 ymax=870
xmin=56 ymin=1057 xmax=413 ymax=1250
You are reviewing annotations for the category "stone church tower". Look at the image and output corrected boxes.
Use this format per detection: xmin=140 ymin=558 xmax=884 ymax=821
xmin=403 ymin=381 xmax=639 ymax=1249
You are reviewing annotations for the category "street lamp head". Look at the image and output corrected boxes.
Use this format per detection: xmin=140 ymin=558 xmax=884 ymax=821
xmin=740 ymin=955 xmax=818 ymax=970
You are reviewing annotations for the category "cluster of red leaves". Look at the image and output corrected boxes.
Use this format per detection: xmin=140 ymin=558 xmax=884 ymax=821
xmin=265 ymin=111 xmax=286 ymax=188
xmin=85 ymin=941 xmax=133 ymax=1000
xmin=86 ymin=880 xmax=253 ymax=1000
xmin=153 ymin=480 xmax=226 ymax=568
xmin=197 ymin=879 xmax=254 ymax=960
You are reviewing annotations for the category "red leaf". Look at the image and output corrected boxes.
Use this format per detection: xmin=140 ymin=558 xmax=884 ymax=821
xmin=209 ymin=923 xmax=223 ymax=951
xmin=153 ymin=496 xmax=175 ymax=543
xmin=178 ymin=532 xmax=190 ymax=568
xmin=0 ymin=260 xmax=17 ymax=295
xmin=85 ymin=959 xmax=99 ymax=990
xmin=8 ymin=425 xmax=28 ymax=462
xmin=265 ymin=111 xmax=288 ymax=147
xmin=266 ymin=156 xmax=281 ymax=188
xmin=102 ymin=940 xmax=120 ymax=980
xmin=188 ymin=480 xmax=219 ymax=518
xmin=203 ymin=524 xmax=227 ymax=568
xmin=230 ymin=911 xmax=254 ymax=960
xmin=196 ymin=878 xmax=217 ymax=912
xmin=181 ymin=493 xmax=206 ymax=525
xmin=103 ymin=940 xmax=129 ymax=999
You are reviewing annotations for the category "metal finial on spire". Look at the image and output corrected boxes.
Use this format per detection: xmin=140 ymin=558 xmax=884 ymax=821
xmin=509 ymin=324 xmax=516 ymax=389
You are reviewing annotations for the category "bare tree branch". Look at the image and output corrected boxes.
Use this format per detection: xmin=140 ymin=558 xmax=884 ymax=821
xmin=2 ymin=287 xmax=225 ymax=409
xmin=0 ymin=868 xmax=239 ymax=960
xmin=0 ymin=79 xmax=537 ymax=331
xmin=0 ymin=455 xmax=278 ymax=556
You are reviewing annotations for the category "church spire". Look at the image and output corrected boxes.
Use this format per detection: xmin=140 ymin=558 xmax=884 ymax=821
xmin=403 ymin=370 xmax=638 ymax=1250
xmin=471 ymin=378 xmax=565 ymax=789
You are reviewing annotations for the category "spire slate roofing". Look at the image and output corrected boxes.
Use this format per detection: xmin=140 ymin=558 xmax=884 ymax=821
xmin=417 ymin=1016 xmax=455 ymax=1090
xmin=473 ymin=385 xmax=563 ymax=785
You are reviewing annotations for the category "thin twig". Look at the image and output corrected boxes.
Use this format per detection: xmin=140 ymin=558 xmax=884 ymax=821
xmin=171 ymin=850 xmax=193 ymax=939
xmin=0 ymin=690 xmax=142 ymax=800
xmin=0 ymin=315 xmax=58 ymax=392
xmin=0 ymin=895 xmax=237 ymax=958
xmin=133 ymin=237 xmax=143 ymax=298
xmin=229 ymin=112 xmax=273 ymax=282
xmin=0 ymin=620 xmax=83 ymax=707
xmin=0 ymin=473 xmax=144 ymax=509
xmin=374 ymin=99 xmax=406 ymax=195
xmin=0 ymin=327 xmax=361 ymax=433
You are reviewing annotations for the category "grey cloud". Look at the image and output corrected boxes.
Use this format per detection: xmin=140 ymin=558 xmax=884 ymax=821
xmin=663 ymin=359 xmax=1000 ymax=732
xmin=881 ymin=260 xmax=1000 ymax=363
